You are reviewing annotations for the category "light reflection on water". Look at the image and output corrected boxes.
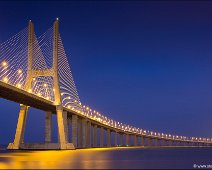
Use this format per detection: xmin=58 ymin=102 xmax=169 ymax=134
xmin=0 ymin=147 xmax=212 ymax=169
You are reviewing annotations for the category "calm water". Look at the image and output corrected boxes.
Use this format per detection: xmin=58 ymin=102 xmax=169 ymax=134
xmin=0 ymin=147 xmax=211 ymax=169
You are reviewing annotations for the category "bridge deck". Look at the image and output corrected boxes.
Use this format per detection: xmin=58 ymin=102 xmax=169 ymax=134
xmin=0 ymin=81 xmax=211 ymax=145
xmin=0 ymin=81 xmax=56 ymax=111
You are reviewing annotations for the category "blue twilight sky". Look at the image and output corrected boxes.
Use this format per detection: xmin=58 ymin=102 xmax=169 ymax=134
xmin=0 ymin=0 xmax=212 ymax=144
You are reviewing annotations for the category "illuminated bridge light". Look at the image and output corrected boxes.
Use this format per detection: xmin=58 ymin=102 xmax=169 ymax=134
xmin=3 ymin=77 xmax=8 ymax=83
xmin=16 ymin=84 xmax=21 ymax=88
xmin=2 ymin=61 xmax=7 ymax=67
xmin=18 ymin=69 xmax=22 ymax=74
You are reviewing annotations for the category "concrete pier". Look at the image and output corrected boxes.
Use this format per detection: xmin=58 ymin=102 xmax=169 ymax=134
xmin=82 ymin=119 xmax=86 ymax=148
xmin=56 ymin=106 xmax=69 ymax=149
xmin=72 ymin=115 xmax=78 ymax=147
xmin=140 ymin=136 xmax=144 ymax=146
xmin=120 ymin=133 xmax=123 ymax=146
xmin=100 ymin=127 xmax=104 ymax=147
xmin=107 ymin=129 xmax=111 ymax=147
xmin=147 ymin=138 xmax=151 ymax=146
xmin=134 ymin=135 xmax=137 ymax=146
xmin=77 ymin=118 xmax=82 ymax=148
xmin=45 ymin=111 xmax=52 ymax=143
xmin=114 ymin=132 xmax=118 ymax=146
xmin=126 ymin=134 xmax=129 ymax=146
xmin=8 ymin=104 xmax=28 ymax=149
xmin=86 ymin=121 xmax=91 ymax=148
xmin=93 ymin=125 xmax=97 ymax=147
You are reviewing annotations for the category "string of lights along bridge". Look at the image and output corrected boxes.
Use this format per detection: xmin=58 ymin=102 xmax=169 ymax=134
xmin=0 ymin=19 xmax=211 ymax=150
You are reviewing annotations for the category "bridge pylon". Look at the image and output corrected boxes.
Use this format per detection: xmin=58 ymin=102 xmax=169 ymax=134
xmin=7 ymin=19 xmax=74 ymax=150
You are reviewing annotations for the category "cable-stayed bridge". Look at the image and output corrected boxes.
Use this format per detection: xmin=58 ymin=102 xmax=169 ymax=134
xmin=0 ymin=19 xmax=211 ymax=150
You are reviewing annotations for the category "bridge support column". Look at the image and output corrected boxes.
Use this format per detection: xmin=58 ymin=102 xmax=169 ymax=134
xmin=67 ymin=118 xmax=71 ymax=142
xmin=147 ymin=138 xmax=151 ymax=146
xmin=72 ymin=115 xmax=78 ymax=147
xmin=182 ymin=141 xmax=185 ymax=146
xmin=86 ymin=121 xmax=91 ymax=148
xmin=45 ymin=111 xmax=52 ymax=143
xmin=77 ymin=118 xmax=82 ymax=148
xmin=162 ymin=139 xmax=166 ymax=146
xmin=165 ymin=140 xmax=169 ymax=146
xmin=183 ymin=141 xmax=186 ymax=146
xmin=186 ymin=142 xmax=189 ymax=146
xmin=129 ymin=135 xmax=132 ymax=146
xmin=167 ymin=140 xmax=170 ymax=146
xmin=120 ymin=134 xmax=123 ymax=146
xmin=93 ymin=125 xmax=97 ymax=147
xmin=171 ymin=140 xmax=175 ymax=146
xmin=100 ymin=127 xmax=104 ymax=147
xmin=56 ymin=106 xmax=70 ymax=149
xmin=134 ymin=135 xmax=137 ymax=146
xmin=107 ymin=129 xmax=111 ymax=147
xmin=8 ymin=104 xmax=28 ymax=149
xmin=63 ymin=111 xmax=69 ymax=143
xmin=82 ymin=119 xmax=87 ymax=148
xmin=114 ymin=132 xmax=118 ymax=146
xmin=140 ymin=136 xmax=144 ymax=146
xmin=126 ymin=134 xmax=129 ymax=146
xmin=155 ymin=139 xmax=158 ymax=146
